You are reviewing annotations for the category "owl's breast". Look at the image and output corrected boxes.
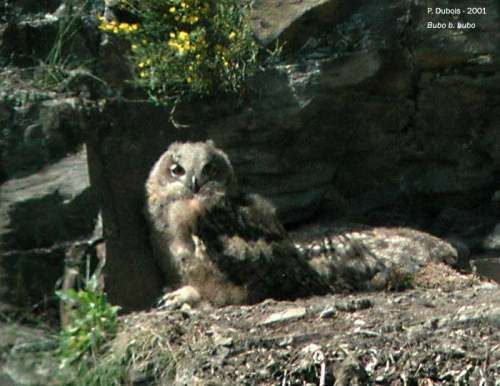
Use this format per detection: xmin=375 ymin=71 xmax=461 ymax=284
xmin=181 ymin=196 xmax=204 ymax=215
xmin=167 ymin=197 xmax=207 ymax=232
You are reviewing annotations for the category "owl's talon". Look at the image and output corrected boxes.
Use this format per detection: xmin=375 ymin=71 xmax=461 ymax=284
xmin=157 ymin=285 xmax=201 ymax=310
xmin=157 ymin=297 xmax=176 ymax=310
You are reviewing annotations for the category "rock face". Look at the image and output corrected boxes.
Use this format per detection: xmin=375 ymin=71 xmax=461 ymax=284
xmin=0 ymin=79 xmax=99 ymax=311
xmin=0 ymin=149 xmax=93 ymax=250
xmin=0 ymin=2 xmax=101 ymax=311
xmin=0 ymin=91 xmax=87 ymax=179
xmin=471 ymin=257 xmax=500 ymax=283
xmin=0 ymin=149 xmax=98 ymax=308
xmin=0 ymin=321 xmax=59 ymax=386
xmin=157 ymin=0 xmax=500 ymax=226
xmin=250 ymin=0 xmax=354 ymax=48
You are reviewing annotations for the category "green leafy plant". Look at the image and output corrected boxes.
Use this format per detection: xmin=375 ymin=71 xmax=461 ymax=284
xmin=99 ymin=0 xmax=267 ymax=104
xmin=34 ymin=15 xmax=80 ymax=89
xmin=56 ymin=273 xmax=120 ymax=370
xmin=34 ymin=1 xmax=101 ymax=92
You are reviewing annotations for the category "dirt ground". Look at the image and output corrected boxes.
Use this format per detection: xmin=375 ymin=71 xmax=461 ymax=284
xmin=115 ymin=264 xmax=500 ymax=385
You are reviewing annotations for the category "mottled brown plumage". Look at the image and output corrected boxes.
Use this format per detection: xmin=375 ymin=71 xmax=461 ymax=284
xmin=145 ymin=141 xmax=330 ymax=308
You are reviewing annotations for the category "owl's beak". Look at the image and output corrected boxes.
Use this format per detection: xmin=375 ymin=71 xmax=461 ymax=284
xmin=191 ymin=175 xmax=200 ymax=193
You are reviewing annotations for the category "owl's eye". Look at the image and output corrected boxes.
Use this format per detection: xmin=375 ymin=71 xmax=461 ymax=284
xmin=170 ymin=164 xmax=185 ymax=177
xmin=203 ymin=163 xmax=218 ymax=178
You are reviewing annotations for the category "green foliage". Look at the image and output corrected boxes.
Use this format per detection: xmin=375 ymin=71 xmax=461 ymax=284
xmin=34 ymin=15 xmax=80 ymax=90
xmin=34 ymin=2 xmax=101 ymax=92
xmin=56 ymin=274 xmax=120 ymax=370
xmin=69 ymin=352 xmax=127 ymax=386
xmin=100 ymin=0 xmax=268 ymax=104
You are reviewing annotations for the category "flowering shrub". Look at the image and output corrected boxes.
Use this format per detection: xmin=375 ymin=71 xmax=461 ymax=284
xmin=99 ymin=0 xmax=264 ymax=103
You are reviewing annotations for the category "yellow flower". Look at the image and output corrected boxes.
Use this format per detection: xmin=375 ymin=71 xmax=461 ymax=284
xmin=138 ymin=62 xmax=145 ymax=68
xmin=181 ymin=2 xmax=186 ymax=8
xmin=229 ymin=31 xmax=236 ymax=40
xmin=99 ymin=19 xmax=121 ymax=32
xmin=113 ymin=22 xmax=139 ymax=33
xmin=178 ymin=31 xmax=189 ymax=41
xmin=131 ymin=44 xmax=138 ymax=50
xmin=168 ymin=40 xmax=181 ymax=50
xmin=169 ymin=32 xmax=175 ymax=38
xmin=187 ymin=76 xmax=192 ymax=83
xmin=169 ymin=6 xmax=176 ymax=13
xmin=139 ymin=71 xmax=147 ymax=78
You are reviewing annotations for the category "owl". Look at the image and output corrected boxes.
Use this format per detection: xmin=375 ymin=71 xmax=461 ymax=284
xmin=144 ymin=141 xmax=331 ymax=308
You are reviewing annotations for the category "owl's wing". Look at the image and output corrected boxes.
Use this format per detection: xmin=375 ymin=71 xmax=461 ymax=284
xmin=196 ymin=194 xmax=332 ymax=303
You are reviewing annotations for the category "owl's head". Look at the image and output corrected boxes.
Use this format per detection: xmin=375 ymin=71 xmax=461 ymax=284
xmin=149 ymin=140 xmax=237 ymax=198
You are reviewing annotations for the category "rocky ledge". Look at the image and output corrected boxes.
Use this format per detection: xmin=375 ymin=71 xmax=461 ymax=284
xmin=3 ymin=264 xmax=497 ymax=385
xmin=108 ymin=265 xmax=500 ymax=385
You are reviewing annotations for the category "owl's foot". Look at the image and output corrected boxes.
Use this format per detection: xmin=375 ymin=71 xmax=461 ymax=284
xmin=157 ymin=285 xmax=201 ymax=309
